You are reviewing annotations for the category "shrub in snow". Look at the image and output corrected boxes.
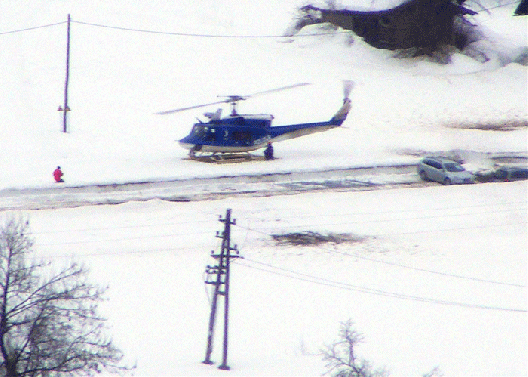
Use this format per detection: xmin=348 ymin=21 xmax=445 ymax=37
xmin=321 ymin=319 xmax=388 ymax=377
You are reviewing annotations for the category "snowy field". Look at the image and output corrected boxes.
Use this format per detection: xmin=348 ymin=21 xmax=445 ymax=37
xmin=1 ymin=0 xmax=527 ymax=376
xmin=0 ymin=0 xmax=526 ymax=189
xmin=21 ymin=181 xmax=528 ymax=376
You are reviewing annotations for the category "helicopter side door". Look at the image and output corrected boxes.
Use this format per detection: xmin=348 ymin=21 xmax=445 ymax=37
xmin=223 ymin=118 xmax=270 ymax=148
xmin=230 ymin=129 xmax=252 ymax=146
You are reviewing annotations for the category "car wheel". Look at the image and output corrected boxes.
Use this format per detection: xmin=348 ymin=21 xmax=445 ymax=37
xmin=419 ymin=170 xmax=428 ymax=181
xmin=444 ymin=177 xmax=451 ymax=185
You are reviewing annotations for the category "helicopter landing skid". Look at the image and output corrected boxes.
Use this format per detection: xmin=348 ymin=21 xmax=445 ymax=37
xmin=186 ymin=151 xmax=271 ymax=163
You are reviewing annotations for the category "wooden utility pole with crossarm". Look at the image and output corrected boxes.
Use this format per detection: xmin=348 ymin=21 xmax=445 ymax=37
xmin=203 ymin=209 xmax=240 ymax=370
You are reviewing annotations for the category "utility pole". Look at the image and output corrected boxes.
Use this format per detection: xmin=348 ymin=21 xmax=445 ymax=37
xmin=61 ymin=14 xmax=71 ymax=133
xmin=203 ymin=209 xmax=240 ymax=370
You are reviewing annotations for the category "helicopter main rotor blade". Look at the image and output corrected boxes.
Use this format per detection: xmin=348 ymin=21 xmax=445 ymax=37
xmin=246 ymin=82 xmax=311 ymax=98
xmin=156 ymin=99 xmax=228 ymax=115
xmin=156 ymin=82 xmax=311 ymax=115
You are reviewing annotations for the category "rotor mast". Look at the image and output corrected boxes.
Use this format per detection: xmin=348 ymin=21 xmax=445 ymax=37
xmin=221 ymin=95 xmax=245 ymax=116
xmin=229 ymin=100 xmax=238 ymax=116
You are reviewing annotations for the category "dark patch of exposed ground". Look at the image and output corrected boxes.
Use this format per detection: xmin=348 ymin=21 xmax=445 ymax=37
xmin=446 ymin=120 xmax=528 ymax=132
xmin=271 ymin=231 xmax=367 ymax=246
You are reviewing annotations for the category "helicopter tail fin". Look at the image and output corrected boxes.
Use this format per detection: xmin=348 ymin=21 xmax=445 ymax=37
xmin=330 ymin=98 xmax=352 ymax=125
xmin=330 ymin=80 xmax=353 ymax=125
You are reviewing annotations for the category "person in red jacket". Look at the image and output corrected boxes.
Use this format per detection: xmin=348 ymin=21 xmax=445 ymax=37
xmin=53 ymin=166 xmax=64 ymax=182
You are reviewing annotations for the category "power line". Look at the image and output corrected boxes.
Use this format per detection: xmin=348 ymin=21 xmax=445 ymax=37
xmin=35 ymin=228 xmax=215 ymax=247
xmin=41 ymin=245 xmax=191 ymax=259
xmin=32 ymin=217 xmax=522 ymax=287
xmin=24 ymin=207 xmax=526 ymax=312
xmin=0 ymin=18 xmax=334 ymax=39
xmin=35 ymin=221 xmax=525 ymax=289
xmin=29 ymin=217 xmax=213 ymax=236
xmin=237 ymin=219 xmax=526 ymax=238
xmin=0 ymin=21 xmax=67 ymax=35
xmin=32 ymin=218 xmax=524 ymax=250
xmin=376 ymin=220 xmax=526 ymax=236
xmin=468 ymin=0 xmax=521 ymax=12
xmin=235 ymin=257 xmax=527 ymax=313
xmin=241 ymin=214 xmax=527 ymax=235
xmin=320 ymin=244 xmax=526 ymax=288
xmin=1 ymin=1 xmax=520 ymax=39
xmin=33 ymin=227 xmax=526 ymax=312
xmin=241 ymin=200 xmax=527 ymax=222
xmin=23 ymin=198 xmax=525 ymax=253
xmin=71 ymin=19 xmax=337 ymax=39
xmin=235 ymin=223 xmax=526 ymax=288
xmin=27 ymin=198 xmax=525 ymax=239
xmin=27 ymin=204 xmax=525 ymax=289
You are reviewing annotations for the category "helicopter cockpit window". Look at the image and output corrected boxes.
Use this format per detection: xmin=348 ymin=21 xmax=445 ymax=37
xmin=205 ymin=127 xmax=216 ymax=141
xmin=191 ymin=125 xmax=205 ymax=137
xmin=192 ymin=125 xmax=216 ymax=142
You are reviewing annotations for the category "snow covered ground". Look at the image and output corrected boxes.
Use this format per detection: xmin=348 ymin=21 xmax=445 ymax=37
xmin=1 ymin=0 xmax=527 ymax=376
xmin=23 ymin=181 xmax=528 ymax=376
xmin=0 ymin=0 xmax=526 ymax=189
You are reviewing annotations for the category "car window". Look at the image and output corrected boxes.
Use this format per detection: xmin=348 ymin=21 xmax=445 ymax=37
xmin=495 ymin=169 xmax=508 ymax=179
xmin=444 ymin=162 xmax=464 ymax=172
xmin=424 ymin=160 xmax=434 ymax=168
xmin=511 ymin=169 xmax=528 ymax=179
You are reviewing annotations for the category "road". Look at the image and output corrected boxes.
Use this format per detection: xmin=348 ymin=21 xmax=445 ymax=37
xmin=0 ymin=164 xmax=431 ymax=210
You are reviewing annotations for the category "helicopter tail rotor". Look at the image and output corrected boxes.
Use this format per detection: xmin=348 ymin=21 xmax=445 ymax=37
xmin=343 ymin=80 xmax=354 ymax=101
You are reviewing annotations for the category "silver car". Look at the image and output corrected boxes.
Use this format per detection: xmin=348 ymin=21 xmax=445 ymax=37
xmin=494 ymin=166 xmax=528 ymax=181
xmin=418 ymin=157 xmax=475 ymax=185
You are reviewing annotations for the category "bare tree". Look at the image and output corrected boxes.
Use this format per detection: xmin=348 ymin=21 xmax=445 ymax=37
xmin=0 ymin=216 xmax=130 ymax=376
xmin=321 ymin=319 xmax=387 ymax=377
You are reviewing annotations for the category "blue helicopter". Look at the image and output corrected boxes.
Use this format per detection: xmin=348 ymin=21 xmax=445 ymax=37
xmin=158 ymin=82 xmax=353 ymax=160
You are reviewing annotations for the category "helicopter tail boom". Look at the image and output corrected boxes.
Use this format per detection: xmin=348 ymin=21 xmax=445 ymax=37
xmin=268 ymin=120 xmax=341 ymax=142
xmin=268 ymin=95 xmax=352 ymax=142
